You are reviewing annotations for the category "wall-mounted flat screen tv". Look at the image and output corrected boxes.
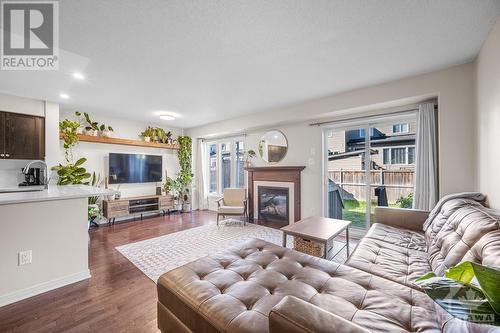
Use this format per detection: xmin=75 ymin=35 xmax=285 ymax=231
xmin=109 ymin=153 xmax=162 ymax=184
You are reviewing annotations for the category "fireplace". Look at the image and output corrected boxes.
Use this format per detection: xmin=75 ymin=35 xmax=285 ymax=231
xmin=258 ymin=186 xmax=289 ymax=222
xmin=245 ymin=166 xmax=305 ymax=224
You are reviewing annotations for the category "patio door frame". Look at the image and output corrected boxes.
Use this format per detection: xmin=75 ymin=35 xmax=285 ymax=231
xmin=321 ymin=111 xmax=417 ymax=234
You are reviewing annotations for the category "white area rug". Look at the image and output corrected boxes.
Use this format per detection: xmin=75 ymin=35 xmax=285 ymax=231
xmin=116 ymin=220 xmax=347 ymax=282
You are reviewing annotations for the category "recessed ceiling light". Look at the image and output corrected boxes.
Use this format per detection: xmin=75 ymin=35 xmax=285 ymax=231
xmin=72 ymin=72 xmax=85 ymax=80
xmin=160 ymin=115 xmax=175 ymax=121
xmin=59 ymin=93 xmax=70 ymax=99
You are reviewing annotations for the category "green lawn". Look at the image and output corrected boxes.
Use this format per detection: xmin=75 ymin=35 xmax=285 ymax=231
xmin=341 ymin=199 xmax=400 ymax=229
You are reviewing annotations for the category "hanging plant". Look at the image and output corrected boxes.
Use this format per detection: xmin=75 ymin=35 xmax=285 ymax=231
xmin=59 ymin=118 xmax=80 ymax=163
xmin=175 ymin=136 xmax=193 ymax=210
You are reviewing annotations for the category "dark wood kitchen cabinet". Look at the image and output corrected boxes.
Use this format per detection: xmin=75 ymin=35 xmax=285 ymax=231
xmin=0 ymin=111 xmax=45 ymax=160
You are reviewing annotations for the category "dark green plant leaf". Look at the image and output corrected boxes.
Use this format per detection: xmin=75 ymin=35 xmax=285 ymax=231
xmin=470 ymin=263 xmax=500 ymax=316
xmin=74 ymin=157 xmax=87 ymax=167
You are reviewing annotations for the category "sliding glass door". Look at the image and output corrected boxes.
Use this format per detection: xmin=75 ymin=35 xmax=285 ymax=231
xmin=324 ymin=114 xmax=417 ymax=233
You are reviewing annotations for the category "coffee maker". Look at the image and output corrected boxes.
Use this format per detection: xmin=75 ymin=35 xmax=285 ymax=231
xmin=19 ymin=168 xmax=42 ymax=186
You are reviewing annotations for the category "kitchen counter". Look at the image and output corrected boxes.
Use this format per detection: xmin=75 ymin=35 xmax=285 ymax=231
xmin=0 ymin=185 xmax=115 ymax=205
xmin=0 ymin=184 xmax=116 ymax=307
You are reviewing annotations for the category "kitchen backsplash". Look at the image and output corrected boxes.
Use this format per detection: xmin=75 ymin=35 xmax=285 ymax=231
xmin=0 ymin=160 xmax=31 ymax=187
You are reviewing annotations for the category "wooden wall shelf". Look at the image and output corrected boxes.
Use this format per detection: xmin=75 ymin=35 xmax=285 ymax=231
xmin=59 ymin=133 xmax=180 ymax=150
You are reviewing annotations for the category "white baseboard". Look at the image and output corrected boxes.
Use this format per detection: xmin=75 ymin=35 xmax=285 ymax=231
xmin=0 ymin=270 xmax=91 ymax=308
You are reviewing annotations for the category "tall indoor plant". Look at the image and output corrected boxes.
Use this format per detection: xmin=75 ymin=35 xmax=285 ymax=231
xmin=177 ymin=136 xmax=193 ymax=212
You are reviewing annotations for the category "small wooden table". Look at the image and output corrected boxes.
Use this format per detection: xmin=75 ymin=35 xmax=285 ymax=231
xmin=280 ymin=216 xmax=352 ymax=259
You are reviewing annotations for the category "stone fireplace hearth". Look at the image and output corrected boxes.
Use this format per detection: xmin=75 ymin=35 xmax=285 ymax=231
xmin=245 ymin=166 xmax=305 ymax=224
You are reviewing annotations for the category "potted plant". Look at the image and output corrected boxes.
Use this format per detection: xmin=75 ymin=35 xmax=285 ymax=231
xmin=244 ymin=149 xmax=256 ymax=167
xmin=177 ymin=136 xmax=193 ymax=212
xmin=166 ymin=131 xmax=172 ymax=144
xmin=55 ymin=118 xmax=91 ymax=185
xmin=99 ymin=124 xmax=114 ymax=137
xmin=79 ymin=112 xmax=100 ymax=136
xmin=59 ymin=118 xmax=80 ymax=162
xmin=51 ymin=157 xmax=91 ymax=185
xmin=156 ymin=127 xmax=166 ymax=143
xmin=166 ymin=176 xmax=182 ymax=210
xmin=88 ymin=204 xmax=103 ymax=229
xmin=416 ymin=261 xmax=500 ymax=325
xmin=140 ymin=126 xmax=155 ymax=142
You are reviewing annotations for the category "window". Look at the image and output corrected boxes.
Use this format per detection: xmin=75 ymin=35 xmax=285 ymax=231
xmin=235 ymin=141 xmax=245 ymax=188
xmin=207 ymin=137 xmax=246 ymax=193
xmin=382 ymin=146 xmax=415 ymax=165
xmin=220 ymin=142 xmax=231 ymax=190
xmin=393 ymin=123 xmax=409 ymax=134
xmin=383 ymin=149 xmax=390 ymax=164
xmin=408 ymin=147 xmax=415 ymax=164
xmin=391 ymin=147 xmax=406 ymax=164
xmin=208 ymin=144 xmax=218 ymax=193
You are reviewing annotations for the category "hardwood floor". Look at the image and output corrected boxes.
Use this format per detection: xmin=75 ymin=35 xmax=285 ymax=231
xmin=0 ymin=211 xmax=356 ymax=332
xmin=0 ymin=210 xmax=218 ymax=333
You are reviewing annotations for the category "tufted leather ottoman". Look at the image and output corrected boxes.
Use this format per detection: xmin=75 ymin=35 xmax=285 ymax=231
xmin=157 ymin=238 xmax=443 ymax=333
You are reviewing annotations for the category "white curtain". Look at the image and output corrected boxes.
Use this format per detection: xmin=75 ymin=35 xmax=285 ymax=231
xmin=413 ymin=102 xmax=439 ymax=210
xmin=196 ymin=139 xmax=209 ymax=210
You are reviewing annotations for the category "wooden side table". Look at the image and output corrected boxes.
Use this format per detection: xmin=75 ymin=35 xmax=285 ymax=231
xmin=280 ymin=216 xmax=352 ymax=259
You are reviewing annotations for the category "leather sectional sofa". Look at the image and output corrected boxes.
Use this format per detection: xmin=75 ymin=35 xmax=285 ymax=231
xmin=157 ymin=196 xmax=500 ymax=332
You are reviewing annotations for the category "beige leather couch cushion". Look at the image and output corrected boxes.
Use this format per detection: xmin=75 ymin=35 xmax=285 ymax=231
xmin=424 ymin=198 xmax=483 ymax=247
xmin=158 ymin=238 xmax=443 ymax=333
xmin=346 ymin=236 xmax=431 ymax=288
xmin=427 ymin=204 xmax=500 ymax=275
xmin=365 ymin=223 xmax=426 ymax=251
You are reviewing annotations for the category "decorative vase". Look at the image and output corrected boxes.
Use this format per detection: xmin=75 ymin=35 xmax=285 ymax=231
xmin=100 ymin=130 xmax=113 ymax=137
xmin=182 ymin=203 xmax=191 ymax=212
xmin=85 ymin=129 xmax=98 ymax=136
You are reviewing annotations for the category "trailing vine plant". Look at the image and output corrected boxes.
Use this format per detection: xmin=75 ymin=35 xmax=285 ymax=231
xmin=177 ymin=136 xmax=193 ymax=202
xmin=52 ymin=113 xmax=90 ymax=185
xmin=59 ymin=118 xmax=80 ymax=162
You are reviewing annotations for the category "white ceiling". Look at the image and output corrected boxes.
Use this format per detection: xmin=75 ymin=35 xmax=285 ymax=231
xmin=0 ymin=0 xmax=499 ymax=128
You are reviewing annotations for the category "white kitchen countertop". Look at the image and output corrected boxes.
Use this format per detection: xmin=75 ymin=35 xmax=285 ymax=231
xmin=0 ymin=185 xmax=116 ymax=205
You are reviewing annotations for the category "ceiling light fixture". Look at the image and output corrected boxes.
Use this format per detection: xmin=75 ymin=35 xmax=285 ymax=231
xmin=160 ymin=115 xmax=175 ymax=121
xmin=59 ymin=93 xmax=70 ymax=99
xmin=72 ymin=72 xmax=85 ymax=80
xmin=153 ymin=110 xmax=180 ymax=118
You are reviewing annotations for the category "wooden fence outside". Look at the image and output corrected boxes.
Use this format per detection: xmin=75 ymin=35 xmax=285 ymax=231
xmin=329 ymin=169 xmax=414 ymax=203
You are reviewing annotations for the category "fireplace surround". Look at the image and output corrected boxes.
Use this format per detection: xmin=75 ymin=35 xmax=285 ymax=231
xmin=245 ymin=166 xmax=305 ymax=224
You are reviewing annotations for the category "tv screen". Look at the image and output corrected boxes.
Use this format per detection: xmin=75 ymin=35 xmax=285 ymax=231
xmin=109 ymin=153 xmax=162 ymax=184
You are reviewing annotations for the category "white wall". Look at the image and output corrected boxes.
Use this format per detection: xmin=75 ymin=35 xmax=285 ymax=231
xmin=59 ymin=110 xmax=182 ymax=198
xmin=476 ymin=18 xmax=500 ymax=209
xmin=0 ymin=93 xmax=44 ymax=116
xmin=0 ymin=93 xmax=60 ymax=187
xmin=188 ymin=63 xmax=477 ymax=215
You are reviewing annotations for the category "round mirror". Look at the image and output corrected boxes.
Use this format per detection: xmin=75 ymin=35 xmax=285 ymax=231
xmin=258 ymin=130 xmax=288 ymax=163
